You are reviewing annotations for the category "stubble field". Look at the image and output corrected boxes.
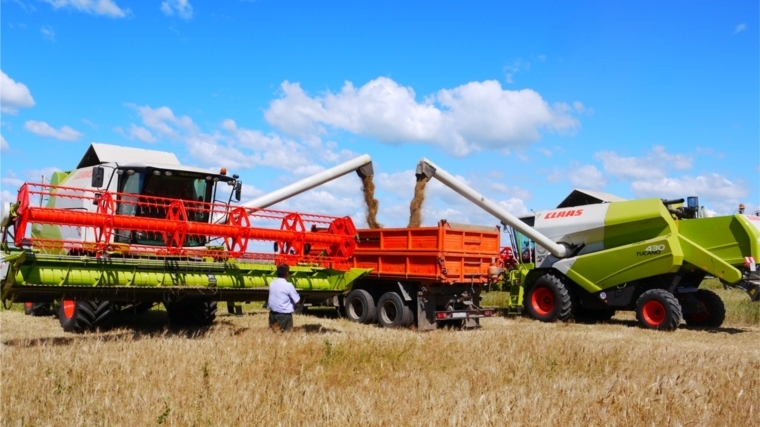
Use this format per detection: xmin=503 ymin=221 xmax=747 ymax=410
xmin=1 ymin=288 xmax=759 ymax=427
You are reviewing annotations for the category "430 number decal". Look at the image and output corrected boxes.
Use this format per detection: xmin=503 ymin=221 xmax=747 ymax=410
xmin=636 ymin=244 xmax=666 ymax=256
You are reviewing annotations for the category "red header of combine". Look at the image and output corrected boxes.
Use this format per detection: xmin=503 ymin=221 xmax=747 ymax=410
xmin=9 ymin=183 xmax=357 ymax=268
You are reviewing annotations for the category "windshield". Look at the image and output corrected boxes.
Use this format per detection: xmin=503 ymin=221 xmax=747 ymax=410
xmin=114 ymin=171 xmax=212 ymax=247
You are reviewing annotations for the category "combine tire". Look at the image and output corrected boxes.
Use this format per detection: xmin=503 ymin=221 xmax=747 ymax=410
xmin=165 ymin=301 xmax=217 ymax=327
xmin=635 ymin=289 xmax=682 ymax=331
xmin=524 ymin=274 xmax=572 ymax=322
xmin=25 ymin=302 xmax=52 ymax=316
xmin=344 ymin=289 xmax=376 ymax=324
xmin=683 ymin=289 xmax=725 ymax=328
xmin=58 ymin=300 xmax=112 ymax=333
xmin=376 ymin=292 xmax=413 ymax=328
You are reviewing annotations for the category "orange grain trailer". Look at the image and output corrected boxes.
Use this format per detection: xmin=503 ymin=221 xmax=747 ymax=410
xmin=343 ymin=220 xmax=500 ymax=330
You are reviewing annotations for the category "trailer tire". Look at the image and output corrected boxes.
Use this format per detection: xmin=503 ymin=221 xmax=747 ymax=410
xmin=524 ymin=274 xmax=572 ymax=322
xmin=376 ymin=292 xmax=413 ymax=328
xmin=682 ymin=289 xmax=725 ymax=328
xmin=344 ymin=289 xmax=376 ymax=324
xmin=635 ymin=289 xmax=682 ymax=331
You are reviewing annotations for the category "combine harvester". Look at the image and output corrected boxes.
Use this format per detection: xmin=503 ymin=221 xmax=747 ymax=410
xmin=416 ymin=158 xmax=760 ymax=331
xmin=1 ymin=144 xmax=499 ymax=332
xmin=0 ymin=144 xmax=376 ymax=332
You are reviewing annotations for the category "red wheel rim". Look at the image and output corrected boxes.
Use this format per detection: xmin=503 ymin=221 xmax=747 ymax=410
xmin=62 ymin=300 xmax=76 ymax=319
xmin=531 ymin=286 xmax=555 ymax=315
xmin=642 ymin=299 xmax=665 ymax=326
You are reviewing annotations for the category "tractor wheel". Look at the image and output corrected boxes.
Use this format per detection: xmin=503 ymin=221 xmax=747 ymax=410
xmin=683 ymin=289 xmax=725 ymax=328
xmin=344 ymin=289 xmax=376 ymax=324
xmin=58 ymin=300 xmax=111 ymax=332
xmin=376 ymin=292 xmax=413 ymax=328
xmin=524 ymin=274 xmax=572 ymax=322
xmin=573 ymin=308 xmax=616 ymax=324
xmin=635 ymin=289 xmax=682 ymax=331
xmin=165 ymin=301 xmax=217 ymax=327
xmin=25 ymin=302 xmax=52 ymax=316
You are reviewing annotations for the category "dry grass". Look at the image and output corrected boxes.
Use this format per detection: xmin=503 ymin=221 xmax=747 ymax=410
xmin=2 ymin=304 xmax=759 ymax=427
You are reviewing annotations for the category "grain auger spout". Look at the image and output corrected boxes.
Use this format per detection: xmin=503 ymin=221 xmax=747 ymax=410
xmin=415 ymin=157 xmax=571 ymax=258
xmin=243 ymin=154 xmax=374 ymax=209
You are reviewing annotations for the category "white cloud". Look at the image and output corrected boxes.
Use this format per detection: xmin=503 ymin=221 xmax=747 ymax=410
xmin=24 ymin=120 xmax=83 ymax=141
xmin=568 ymin=164 xmax=608 ymax=190
xmin=734 ymin=23 xmax=747 ymax=34
xmin=128 ymin=124 xmax=156 ymax=143
xmin=264 ymin=77 xmax=580 ymax=157
xmin=630 ymin=173 xmax=748 ymax=214
xmin=0 ymin=135 xmax=9 ymax=152
xmin=44 ymin=0 xmax=129 ymax=17
xmin=0 ymin=71 xmax=35 ymax=114
xmin=160 ymin=0 xmax=194 ymax=19
xmin=41 ymin=26 xmax=56 ymax=41
xmin=503 ymin=59 xmax=530 ymax=84
xmin=542 ymin=163 xmax=609 ymax=190
xmin=127 ymin=105 xmax=354 ymax=173
xmin=595 ymin=145 xmax=692 ymax=181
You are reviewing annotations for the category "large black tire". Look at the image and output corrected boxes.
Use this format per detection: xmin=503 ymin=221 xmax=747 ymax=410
xmin=376 ymin=292 xmax=413 ymax=328
xmin=635 ymin=289 xmax=682 ymax=331
xmin=344 ymin=289 xmax=376 ymax=324
xmin=573 ymin=308 xmax=616 ymax=324
xmin=165 ymin=301 xmax=217 ymax=327
xmin=58 ymin=300 xmax=112 ymax=333
xmin=25 ymin=302 xmax=52 ymax=316
xmin=524 ymin=274 xmax=572 ymax=322
xmin=682 ymin=289 xmax=725 ymax=328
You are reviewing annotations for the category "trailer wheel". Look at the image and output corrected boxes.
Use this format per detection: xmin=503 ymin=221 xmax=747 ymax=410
xmin=376 ymin=292 xmax=413 ymax=328
xmin=682 ymin=289 xmax=725 ymax=328
xmin=25 ymin=302 xmax=52 ymax=316
xmin=635 ymin=289 xmax=682 ymax=331
xmin=344 ymin=289 xmax=376 ymax=324
xmin=524 ymin=274 xmax=572 ymax=322
xmin=58 ymin=300 xmax=111 ymax=332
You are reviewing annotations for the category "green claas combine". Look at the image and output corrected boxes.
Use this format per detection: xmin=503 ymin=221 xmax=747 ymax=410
xmin=417 ymin=158 xmax=760 ymax=331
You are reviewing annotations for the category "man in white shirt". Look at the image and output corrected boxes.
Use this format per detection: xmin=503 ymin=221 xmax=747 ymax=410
xmin=267 ymin=264 xmax=301 ymax=331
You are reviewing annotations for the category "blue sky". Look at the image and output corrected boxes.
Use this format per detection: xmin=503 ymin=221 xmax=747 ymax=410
xmin=1 ymin=0 xmax=758 ymax=229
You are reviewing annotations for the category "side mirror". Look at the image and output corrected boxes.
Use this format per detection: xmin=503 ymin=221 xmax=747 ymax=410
xmin=234 ymin=182 xmax=242 ymax=202
xmin=91 ymin=166 xmax=105 ymax=188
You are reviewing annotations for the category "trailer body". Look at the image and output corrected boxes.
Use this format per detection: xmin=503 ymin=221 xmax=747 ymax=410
xmin=340 ymin=221 xmax=498 ymax=330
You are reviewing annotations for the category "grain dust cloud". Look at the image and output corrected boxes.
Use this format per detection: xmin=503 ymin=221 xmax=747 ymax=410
xmin=361 ymin=175 xmax=382 ymax=229
xmin=407 ymin=174 xmax=430 ymax=227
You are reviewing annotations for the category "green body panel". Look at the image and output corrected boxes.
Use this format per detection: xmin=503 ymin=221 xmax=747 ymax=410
xmin=677 ymin=215 xmax=760 ymax=269
xmin=677 ymin=234 xmax=742 ymax=282
xmin=1 ymin=250 xmax=371 ymax=300
xmin=602 ymin=199 xmax=677 ymax=248
xmin=564 ymin=235 xmax=683 ymax=293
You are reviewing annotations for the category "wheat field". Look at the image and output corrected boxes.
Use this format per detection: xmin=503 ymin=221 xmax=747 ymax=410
xmin=1 ymin=291 xmax=759 ymax=427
